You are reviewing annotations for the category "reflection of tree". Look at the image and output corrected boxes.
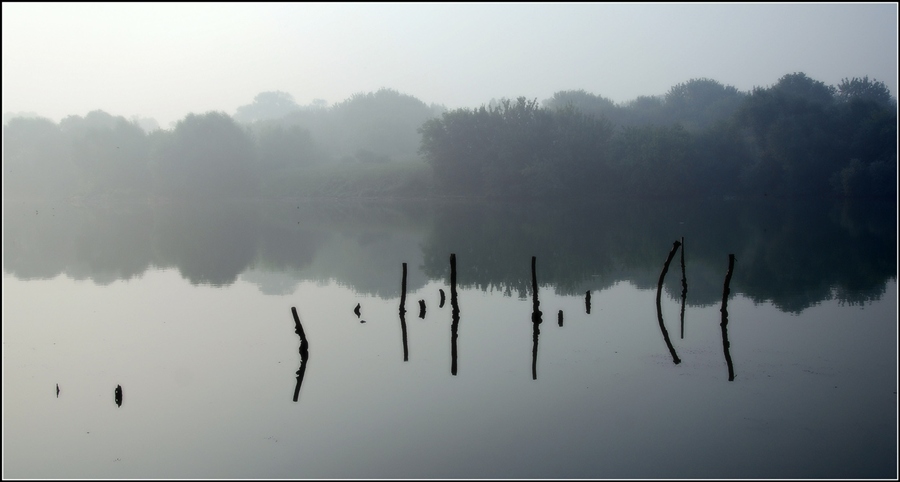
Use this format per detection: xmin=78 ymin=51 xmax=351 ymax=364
xmin=420 ymin=198 xmax=895 ymax=313
xmin=3 ymin=197 xmax=894 ymax=315
xmin=3 ymin=201 xmax=155 ymax=282
xmin=154 ymin=202 xmax=261 ymax=286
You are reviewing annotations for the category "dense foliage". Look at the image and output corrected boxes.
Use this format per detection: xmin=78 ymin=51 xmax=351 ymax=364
xmin=421 ymin=73 xmax=896 ymax=200
xmin=3 ymin=73 xmax=896 ymax=201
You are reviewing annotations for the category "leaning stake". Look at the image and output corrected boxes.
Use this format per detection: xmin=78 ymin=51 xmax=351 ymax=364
xmin=655 ymin=240 xmax=682 ymax=365
xmin=720 ymin=254 xmax=736 ymax=381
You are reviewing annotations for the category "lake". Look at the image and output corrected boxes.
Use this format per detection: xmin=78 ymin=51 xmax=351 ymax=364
xmin=2 ymin=196 xmax=897 ymax=478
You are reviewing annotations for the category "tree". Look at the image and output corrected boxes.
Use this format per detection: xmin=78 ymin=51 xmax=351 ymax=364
xmin=153 ymin=112 xmax=258 ymax=197
xmin=770 ymin=72 xmax=835 ymax=106
xmin=542 ymin=90 xmax=619 ymax=123
xmin=61 ymin=110 xmax=151 ymax=197
xmin=618 ymin=95 xmax=666 ymax=126
xmin=836 ymin=76 xmax=894 ymax=107
xmin=663 ymin=78 xmax=745 ymax=131
xmin=3 ymin=116 xmax=77 ymax=198
xmin=254 ymin=122 xmax=320 ymax=170
xmin=233 ymin=91 xmax=301 ymax=124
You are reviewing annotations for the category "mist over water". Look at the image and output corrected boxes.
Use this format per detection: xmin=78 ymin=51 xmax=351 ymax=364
xmin=2 ymin=196 xmax=896 ymax=478
xmin=3 ymin=4 xmax=897 ymax=477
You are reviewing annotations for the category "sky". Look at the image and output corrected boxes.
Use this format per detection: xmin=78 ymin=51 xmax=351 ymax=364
xmin=2 ymin=2 xmax=897 ymax=127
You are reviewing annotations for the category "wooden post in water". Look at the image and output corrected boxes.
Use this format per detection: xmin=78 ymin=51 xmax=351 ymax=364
xmin=291 ymin=306 xmax=310 ymax=401
xmin=655 ymin=241 xmax=682 ymax=365
xmin=680 ymin=236 xmax=687 ymax=339
xmin=450 ymin=253 xmax=459 ymax=375
xmin=531 ymin=256 xmax=543 ymax=380
xmin=720 ymin=254 xmax=736 ymax=381
xmin=585 ymin=290 xmax=591 ymax=314
xmin=418 ymin=300 xmax=426 ymax=319
xmin=558 ymin=310 xmax=563 ymax=327
xmin=400 ymin=263 xmax=409 ymax=362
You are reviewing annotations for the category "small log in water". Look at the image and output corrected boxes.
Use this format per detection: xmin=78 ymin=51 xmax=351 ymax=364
xmin=720 ymin=254 xmax=736 ymax=381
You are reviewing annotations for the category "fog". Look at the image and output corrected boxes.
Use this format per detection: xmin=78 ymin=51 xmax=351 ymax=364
xmin=2 ymin=3 xmax=897 ymax=127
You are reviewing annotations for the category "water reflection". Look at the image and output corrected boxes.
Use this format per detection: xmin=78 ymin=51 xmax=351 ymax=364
xmin=3 ymin=198 xmax=895 ymax=313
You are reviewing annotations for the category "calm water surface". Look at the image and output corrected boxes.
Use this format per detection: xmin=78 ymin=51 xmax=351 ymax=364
xmin=3 ymin=198 xmax=897 ymax=478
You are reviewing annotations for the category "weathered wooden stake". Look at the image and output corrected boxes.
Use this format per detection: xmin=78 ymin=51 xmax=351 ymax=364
xmin=291 ymin=306 xmax=310 ymax=402
xmin=531 ymin=256 xmax=543 ymax=380
xmin=400 ymin=262 xmax=409 ymax=362
xmin=656 ymin=241 xmax=682 ymax=365
xmin=720 ymin=254 xmax=736 ymax=381
xmin=680 ymin=236 xmax=687 ymax=339
xmin=450 ymin=253 xmax=459 ymax=375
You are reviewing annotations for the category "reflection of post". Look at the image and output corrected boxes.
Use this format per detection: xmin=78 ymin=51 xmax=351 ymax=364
xmin=585 ymin=290 xmax=591 ymax=314
xmin=680 ymin=236 xmax=687 ymax=339
xmin=291 ymin=307 xmax=310 ymax=402
xmin=656 ymin=241 xmax=682 ymax=365
xmin=400 ymin=263 xmax=409 ymax=362
xmin=720 ymin=254 xmax=736 ymax=381
xmin=450 ymin=253 xmax=459 ymax=376
xmin=531 ymin=256 xmax=543 ymax=380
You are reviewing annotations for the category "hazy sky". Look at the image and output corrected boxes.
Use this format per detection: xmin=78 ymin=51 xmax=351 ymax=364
xmin=3 ymin=2 xmax=897 ymax=127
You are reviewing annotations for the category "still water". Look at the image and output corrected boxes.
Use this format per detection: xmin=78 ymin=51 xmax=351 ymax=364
xmin=3 ymin=197 xmax=897 ymax=478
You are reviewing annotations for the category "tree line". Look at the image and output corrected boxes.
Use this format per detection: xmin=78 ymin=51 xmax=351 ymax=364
xmin=420 ymin=73 xmax=896 ymax=200
xmin=3 ymin=74 xmax=896 ymax=201
xmin=3 ymin=88 xmax=443 ymax=200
